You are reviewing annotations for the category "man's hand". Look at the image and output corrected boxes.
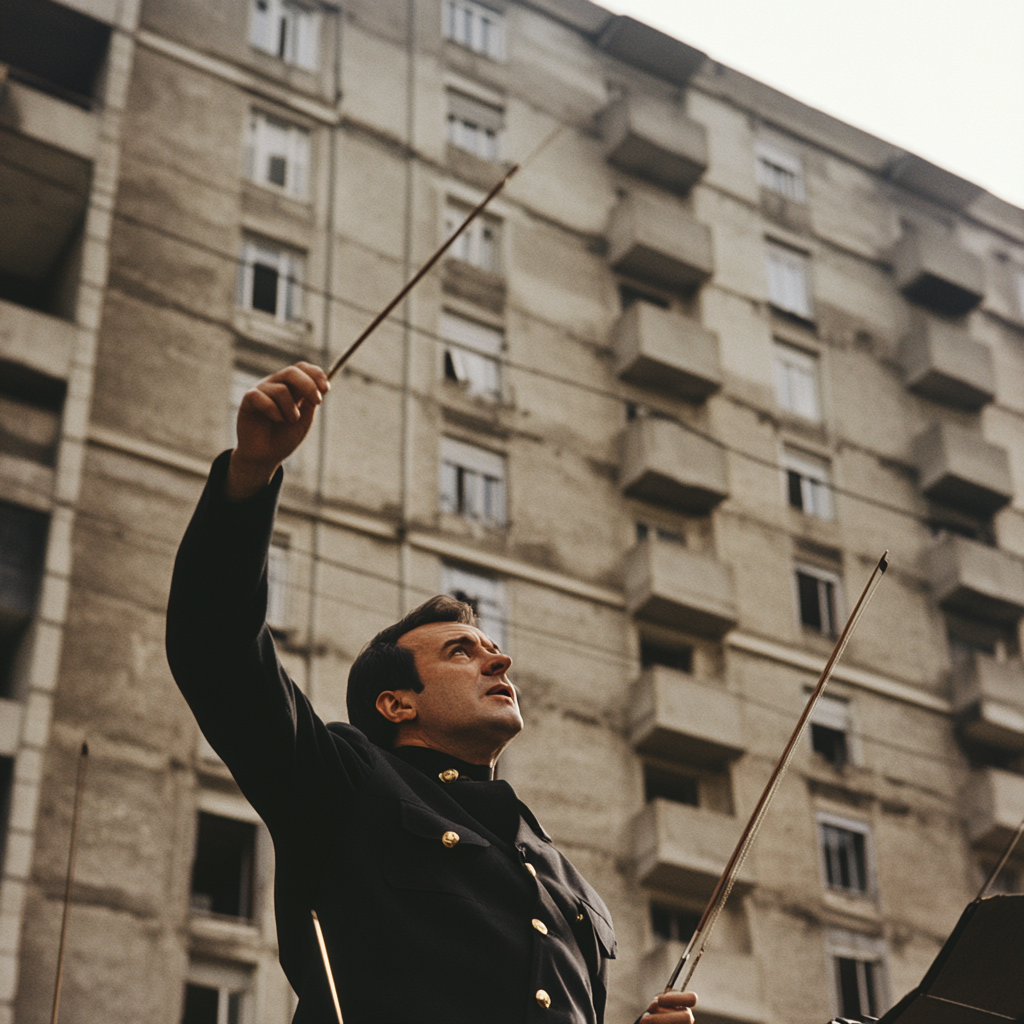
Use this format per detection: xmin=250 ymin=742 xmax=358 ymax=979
xmin=641 ymin=990 xmax=697 ymax=1023
xmin=225 ymin=362 xmax=330 ymax=500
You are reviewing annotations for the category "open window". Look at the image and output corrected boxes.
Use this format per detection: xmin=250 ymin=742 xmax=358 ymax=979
xmin=189 ymin=812 xmax=257 ymax=921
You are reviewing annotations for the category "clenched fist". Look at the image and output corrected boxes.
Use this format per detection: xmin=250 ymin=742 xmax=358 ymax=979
xmin=225 ymin=362 xmax=330 ymax=500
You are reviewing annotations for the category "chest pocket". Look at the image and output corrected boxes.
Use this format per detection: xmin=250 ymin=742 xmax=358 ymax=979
xmin=578 ymin=896 xmax=617 ymax=960
xmin=380 ymin=799 xmax=490 ymax=898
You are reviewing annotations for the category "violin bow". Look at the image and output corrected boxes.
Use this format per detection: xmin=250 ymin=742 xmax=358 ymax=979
xmin=976 ymin=813 xmax=1024 ymax=900
xmin=664 ymin=551 xmax=889 ymax=994
xmin=51 ymin=741 xmax=89 ymax=1024
xmin=311 ymin=910 xmax=344 ymax=1023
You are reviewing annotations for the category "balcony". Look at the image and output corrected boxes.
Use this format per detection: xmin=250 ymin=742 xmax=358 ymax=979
xmin=625 ymin=540 xmax=737 ymax=637
xmin=899 ymin=316 xmax=995 ymax=411
xmin=964 ymin=767 xmax=1024 ymax=853
xmin=621 ymin=417 xmax=729 ymax=514
xmin=952 ymin=654 xmax=1024 ymax=753
xmin=891 ymin=223 xmax=984 ymax=316
xmin=632 ymin=798 xmax=754 ymax=895
xmin=630 ymin=667 xmax=744 ymax=765
xmin=0 ymin=299 xmax=77 ymax=380
xmin=914 ymin=423 xmax=1012 ymax=515
xmin=640 ymin=945 xmax=765 ymax=1024
xmin=607 ymin=194 xmax=714 ymax=292
xmin=926 ymin=535 xmax=1024 ymax=626
xmin=613 ymin=301 xmax=722 ymax=401
xmin=599 ymin=96 xmax=709 ymax=194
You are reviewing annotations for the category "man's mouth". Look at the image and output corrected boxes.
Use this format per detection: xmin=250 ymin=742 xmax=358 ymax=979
xmin=485 ymin=682 xmax=515 ymax=701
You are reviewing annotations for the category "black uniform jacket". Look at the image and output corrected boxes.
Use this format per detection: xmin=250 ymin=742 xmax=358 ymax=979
xmin=166 ymin=454 xmax=617 ymax=1024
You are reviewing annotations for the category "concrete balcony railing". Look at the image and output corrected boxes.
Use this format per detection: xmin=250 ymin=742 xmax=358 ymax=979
xmin=891 ymin=223 xmax=985 ymax=316
xmin=952 ymin=653 xmax=1024 ymax=753
xmin=621 ymin=417 xmax=729 ymax=514
xmin=630 ymin=667 xmax=744 ymax=765
xmin=632 ymin=798 xmax=755 ymax=896
xmin=640 ymin=944 xmax=766 ymax=1024
xmin=899 ymin=316 xmax=995 ymax=411
xmin=612 ymin=301 xmax=722 ymax=401
xmin=625 ymin=540 xmax=738 ymax=638
xmin=926 ymin=535 xmax=1024 ymax=626
xmin=964 ymin=767 xmax=1024 ymax=853
xmin=914 ymin=422 xmax=1012 ymax=515
xmin=599 ymin=96 xmax=709 ymax=194
xmin=607 ymin=194 xmax=714 ymax=292
xmin=0 ymin=298 xmax=76 ymax=380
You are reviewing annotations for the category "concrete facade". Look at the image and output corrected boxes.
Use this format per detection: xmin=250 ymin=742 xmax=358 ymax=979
xmin=1 ymin=1 xmax=1024 ymax=1022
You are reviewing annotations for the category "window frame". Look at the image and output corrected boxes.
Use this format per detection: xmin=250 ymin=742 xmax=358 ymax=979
xmin=808 ymin=691 xmax=856 ymax=768
xmin=183 ymin=958 xmax=254 ymax=1024
xmin=237 ymin=236 xmax=306 ymax=324
xmin=817 ymin=812 xmax=874 ymax=898
xmin=766 ymin=241 xmax=814 ymax=320
xmin=826 ymin=929 xmax=888 ymax=1020
xmin=794 ymin=562 xmax=843 ymax=638
xmin=755 ymin=141 xmax=806 ymax=202
xmin=442 ymin=0 xmax=506 ymax=60
xmin=440 ymin=562 xmax=507 ymax=650
xmin=440 ymin=310 xmax=503 ymax=399
xmin=773 ymin=340 xmax=821 ymax=421
xmin=443 ymin=200 xmax=501 ymax=275
xmin=439 ymin=437 xmax=507 ymax=528
xmin=782 ymin=446 xmax=834 ymax=520
xmin=245 ymin=109 xmax=310 ymax=198
xmin=446 ymin=89 xmax=504 ymax=161
xmin=250 ymin=0 xmax=320 ymax=70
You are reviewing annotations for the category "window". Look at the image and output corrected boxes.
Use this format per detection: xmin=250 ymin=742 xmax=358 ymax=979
xmin=635 ymin=522 xmax=684 ymax=546
xmin=0 ymin=360 xmax=65 ymax=466
xmin=182 ymin=960 xmax=252 ymax=1024
xmin=444 ymin=201 xmax=500 ymax=274
xmin=267 ymin=534 xmax=289 ymax=631
xmin=819 ymin=817 xmax=870 ymax=895
xmin=443 ymin=0 xmax=505 ymax=60
xmin=644 ymin=763 xmax=699 ymax=806
xmin=774 ymin=341 xmax=820 ymax=420
xmin=446 ymin=90 xmax=503 ymax=161
xmin=245 ymin=111 xmax=309 ymax=196
xmin=640 ymin=639 xmax=693 ymax=673
xmin=439 ymin=437 xmax=506 ymax=526
xmin=834 ymin=957 xmax=880 ymax=1018
xmin=796 ymin=565 xmax=841 ymax=637
xmin=651 ymin=904 xmax=700 ymax=944
xmin=441 ymin=312 xmax=503 ymax=399
xmin=783 ymin=447 xmax=833 ymax=519
xmin=440 ymin=563 xmax=506 ymax=651
xmin=755 ymin=142 xmax=805 ymax=201
xmin=619 ymin=284 xmax=670 ymax=311
xmin=250 ymin=0 xmax=319 ymax=69
xmin=766 ymin=242 xmax=813 ymax=319
xmin=809 ymin=692 xmax=851 ymax=768
xmin=0 ymin=502 xmax=49 ymax=699
xmin=189 ymin=812 xmax=257 ymax=919
xmin=238 ymin=237 xmax=305 ymax=322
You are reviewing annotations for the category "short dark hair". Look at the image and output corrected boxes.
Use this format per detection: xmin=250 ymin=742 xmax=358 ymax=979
xmin=346 ymin=594 xmax=477 ymax=748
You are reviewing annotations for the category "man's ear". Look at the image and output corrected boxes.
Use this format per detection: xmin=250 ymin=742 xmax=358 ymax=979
xmin=375 ymin=690 xmax=418 ymax=724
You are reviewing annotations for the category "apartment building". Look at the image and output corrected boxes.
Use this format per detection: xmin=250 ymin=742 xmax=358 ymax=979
xmin=1 ymin=0 xmax=1023 ymax=1021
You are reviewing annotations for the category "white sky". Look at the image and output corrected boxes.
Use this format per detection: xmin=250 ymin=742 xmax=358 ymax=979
xmin=602 ymin=0 xmax=1024 ymax=210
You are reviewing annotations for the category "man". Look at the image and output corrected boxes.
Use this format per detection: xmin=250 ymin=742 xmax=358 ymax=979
xmin=167 ymin=362 xmax=698 ymax=1023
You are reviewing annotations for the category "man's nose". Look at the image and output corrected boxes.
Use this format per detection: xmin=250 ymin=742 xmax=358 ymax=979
xmin=483 ymin=652 xmax=512 ymax=674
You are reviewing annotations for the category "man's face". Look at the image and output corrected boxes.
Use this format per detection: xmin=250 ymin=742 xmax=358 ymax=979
xmin=393 ymin=621 xmax=522 ymax=758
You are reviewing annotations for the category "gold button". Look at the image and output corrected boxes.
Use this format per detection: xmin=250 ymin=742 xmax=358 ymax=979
xmin=576 ymin=913 xmax=584 ymax=922
xmin=531 ymin=918 xmax=548 ymax=935
xmin=441 ymin=830 xmax=460 ymax=848
xmin=535 ymin=989 xmax=551 ymax=1009
xmin=525 ymin=863 xmax=537 ymax=877
xmin=439 ymin=769 xmax=460 ymax=783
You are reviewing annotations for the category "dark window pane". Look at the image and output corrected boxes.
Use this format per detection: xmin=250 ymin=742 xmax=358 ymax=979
xmin=651 ymin=904 xmax=673 ymax=940
xmin=837 ymin=958 xmax=862 ymax=1017
xmin=811 ymin=724 xmax=848 ymax=768
xmin=797 ymin=571 xmax=822 ymax=630
xmin=640 ymin=640 xmax=692 ymax=673
xmin=863 ymin=961 xmax=877 ymax=1016
xmin=251 ymin=263 xmax=278 ymax=314
xmin=268 ymin=155 xmax=287 ymax=186
xmin=190 ymin=813 xmax=256 ymax=919
xmin=0 ymin=502 xmax=50 ymax=616
xmin=822 ymin=580 xmax=837 ymax=636
xmin=182 ymin=983 xmax=219 ymax=1024
xmin=645 ymin=765 xmax=699 ymax=806
xmin=788 ymin=470 xmax=804 ymax=510
xmin=650 ymin=903 xmax=700 ymax=943
xmin=227 ymin=992 xmax=242 ymax=1024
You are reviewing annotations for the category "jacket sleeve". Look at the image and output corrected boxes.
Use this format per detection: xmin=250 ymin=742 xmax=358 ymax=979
xmin=165 ymin=452 xmax=373 ymax=836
